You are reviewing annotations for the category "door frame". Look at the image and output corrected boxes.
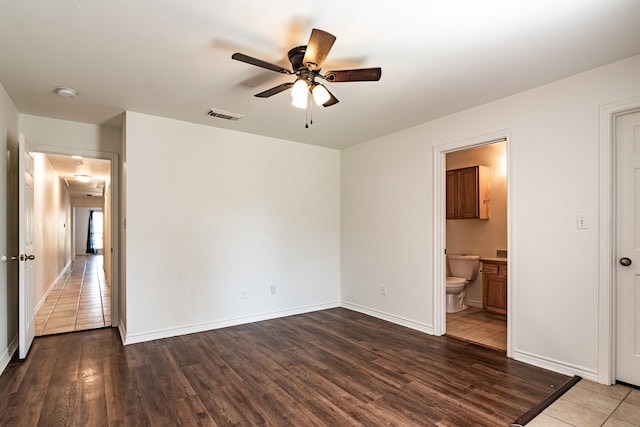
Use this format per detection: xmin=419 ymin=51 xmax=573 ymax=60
xmin=28 ymin=143 xmax=119 ymax=329
xmin=432 ymin=129 xmax=512 ymax=357
xmin=598 ymin=97 xmax=640 ymax=384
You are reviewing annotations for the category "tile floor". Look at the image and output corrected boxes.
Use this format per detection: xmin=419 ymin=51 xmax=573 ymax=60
xmin=34 ymin=255 xmax=111 ymax=336
xmin=446 ymin=306 xmax=507 ymax=351
xmin=528 ymin=379 xmax=640 ymax=426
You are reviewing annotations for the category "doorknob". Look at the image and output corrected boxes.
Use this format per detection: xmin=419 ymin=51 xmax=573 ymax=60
xmin=620 ymin=257 xmax=632 ymax=266
xmin=18 ymin=254 xmax=36 ymax=261
xmin=26 ymin=255 xmax=35 ymax=260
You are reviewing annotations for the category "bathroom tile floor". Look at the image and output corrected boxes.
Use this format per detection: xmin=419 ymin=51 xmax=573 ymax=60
xmin=528 ymin=379 xmax=640 ymax=426
xmin=34 ymin=254 xmax=111 ymax=336
xmin=446 ymin=306 xmax=507 ymax=351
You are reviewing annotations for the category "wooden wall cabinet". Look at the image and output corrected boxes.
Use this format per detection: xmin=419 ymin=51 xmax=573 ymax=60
xmin=446 ymin=165 xmax=490 ymax=219
xmin=482 ymin=259 xmax=507 ymax=315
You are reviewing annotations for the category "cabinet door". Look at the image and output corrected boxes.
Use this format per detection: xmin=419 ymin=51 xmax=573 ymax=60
xmin=446 ymin=170 xmax=458 ymax=219
xmin=484 ymin=276 xmax=507 ymax=315
xmin=458 ymin=167 xmax=480 ymax=219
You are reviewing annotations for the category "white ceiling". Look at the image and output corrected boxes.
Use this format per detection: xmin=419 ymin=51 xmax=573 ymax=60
xmin=45 ymin=153 xmax=110 ymax=199
xmin=1 ymin=1 xmax=639 ymax=149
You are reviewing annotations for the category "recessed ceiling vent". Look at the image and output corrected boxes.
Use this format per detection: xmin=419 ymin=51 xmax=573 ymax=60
xmin=207 ymin=108 xmax=244 ymax=121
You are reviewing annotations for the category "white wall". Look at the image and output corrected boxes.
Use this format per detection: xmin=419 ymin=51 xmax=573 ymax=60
xmin=341 ymin=54 xmax=640 ymax=381
xmin=0 ymin=83 xmax=19 ymax=375
xmin=123 ymin=112 xmax=341 ymax=343
xmin=32 ymin=153 xmax=72 ymax=308
xmin=19 ymin=115 xmax=121 ymax=154
xmin=119 ymin=121 xmax=127 ymax=333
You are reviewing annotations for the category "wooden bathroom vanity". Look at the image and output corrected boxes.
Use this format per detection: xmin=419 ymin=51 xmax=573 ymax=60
xmin=481 ymin=257 xmax=507 ymax=315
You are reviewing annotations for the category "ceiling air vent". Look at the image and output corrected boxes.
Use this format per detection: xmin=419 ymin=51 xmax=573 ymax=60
xmin=207 ymin=108 xmax=244 ymax=121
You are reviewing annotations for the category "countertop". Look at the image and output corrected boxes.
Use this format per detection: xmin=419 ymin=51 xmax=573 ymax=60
xmin=480 ymin=257 xmax=508 ymax=263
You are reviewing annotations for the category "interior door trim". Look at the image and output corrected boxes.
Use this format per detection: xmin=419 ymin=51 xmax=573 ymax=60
xmin=597 ymin=97 xmax=640 ymax=385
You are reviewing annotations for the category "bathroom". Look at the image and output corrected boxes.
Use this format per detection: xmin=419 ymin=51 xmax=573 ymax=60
xmin=445 ymin=140 xmax=508 ymax=351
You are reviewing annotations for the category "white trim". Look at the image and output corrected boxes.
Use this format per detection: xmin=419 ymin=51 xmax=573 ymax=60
xmin=463 ymin=298 xmax=483 ymax=308
xmin=0 ymin=335 xmax=18 ymax=376
xmin=514 ymin=349 xmax=599 ymax=382
xmin=432 ymin=145 xmax=447 ymax=336
xmin=122 ymin=301 xmax=340 ymax=345
xmin=598 ymin=97 xmax=640 ymax=385
xmin=342 ymin=301 xmax=435 ymax=335
xmin=432 ymin=130 xmax=512 ymax=355
xmin=118 ymin=319 xmax=127 ymax=344
xmin=27 ymin=143 xmax=120 ymax=336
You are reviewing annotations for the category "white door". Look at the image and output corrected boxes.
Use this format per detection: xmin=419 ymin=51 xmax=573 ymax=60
xmin=616 ymin=110 xmax=640 ymax=386
xmin=18 ymin=134 xmax=35 ymax=359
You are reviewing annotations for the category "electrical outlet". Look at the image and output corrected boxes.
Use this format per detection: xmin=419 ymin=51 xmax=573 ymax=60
xmin=270 ymin=285 xmax=276 ymax=295
xmin=576 ymin=214 xmax=589 ymax=229
xmin=241 ymin=289 xmax=248 ymax=299
xmin=380 ymin=285 xmax=387 ymax=296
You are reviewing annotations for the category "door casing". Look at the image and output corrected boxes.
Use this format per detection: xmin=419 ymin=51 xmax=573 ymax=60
xmin=599 ymin=97 xmax=640 ymax=384
xmin=27 ymin=143 xmax=120 ymax=330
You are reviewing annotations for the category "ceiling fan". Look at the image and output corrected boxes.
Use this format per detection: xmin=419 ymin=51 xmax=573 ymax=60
xmin=232 ymin=28 xmax=382 ymax=109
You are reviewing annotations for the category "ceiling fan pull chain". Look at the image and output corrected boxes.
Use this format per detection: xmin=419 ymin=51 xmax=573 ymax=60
xmin=305 ymin=95 xmax=313 ymax=128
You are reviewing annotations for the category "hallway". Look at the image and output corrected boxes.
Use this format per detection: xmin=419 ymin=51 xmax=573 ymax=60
xmin=34 ymin=255 xmax=111 ymax=336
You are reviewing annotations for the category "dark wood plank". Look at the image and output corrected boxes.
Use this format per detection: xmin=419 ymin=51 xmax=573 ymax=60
xmin=0 ymin=308 xmax=569 ymax=426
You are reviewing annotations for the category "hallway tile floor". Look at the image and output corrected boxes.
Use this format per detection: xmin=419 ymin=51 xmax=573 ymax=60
xmin=528 ymin=379 xmax=640 ymax=426
xmin=34 ymin=255 xmax=110 ymax=336
xmin=446 ymin=306 xmax=507 ymax=351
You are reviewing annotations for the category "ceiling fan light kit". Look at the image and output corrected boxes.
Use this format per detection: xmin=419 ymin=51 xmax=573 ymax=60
xmin=232 ymin=28 xmax=381 ymax=126
xmin=291 ymin=79 xmax=309 ymax=108
xmin=311 ymin=83 xmax=331 ymax=106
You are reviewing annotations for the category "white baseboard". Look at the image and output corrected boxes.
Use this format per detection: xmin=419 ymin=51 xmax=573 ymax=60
xmin=514 ymin=349 xmax=599 ymax=382
xmin=464 ymin=298 xmax=482 ymax=308
xmin=122 ymin=301 xmax=341 ymax=345
xmin=340 ymin=301 xmax=434 ymax=335
xmin=0 ymin=334 xmax=19 ymax=377
xmin=118 ymin=319 xmax=127 ymax=345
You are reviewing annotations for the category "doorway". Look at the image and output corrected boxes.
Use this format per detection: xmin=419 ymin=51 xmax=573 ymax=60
xmin=444 ymin=141 xmax=508 ymax=351
xmin=432 ymin=132 xmax=511 ymax=356
xmin=25 ymin=146 xmax=118 ymax=336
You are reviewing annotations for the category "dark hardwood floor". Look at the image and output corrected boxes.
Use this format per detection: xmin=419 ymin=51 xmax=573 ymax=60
xmin=0 ymin=308 xmax=569 ymax=426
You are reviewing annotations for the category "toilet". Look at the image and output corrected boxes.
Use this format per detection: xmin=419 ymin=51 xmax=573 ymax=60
xmin=446 ymin=254 xmax=480 ymax=313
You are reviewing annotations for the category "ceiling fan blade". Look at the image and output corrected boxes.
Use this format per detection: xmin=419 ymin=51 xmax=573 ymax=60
xmin=232 ymin=53 xmax=292 ymax=74
xmin=322 ymin=91 xmax=339 ymax=107
xmin=303 ymin=29 xmax=336 ymax=71
xmin=325 ymin=67 xmax=382 ymax=82
xmin=255 ymin=82 xmax=294 ymax=98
